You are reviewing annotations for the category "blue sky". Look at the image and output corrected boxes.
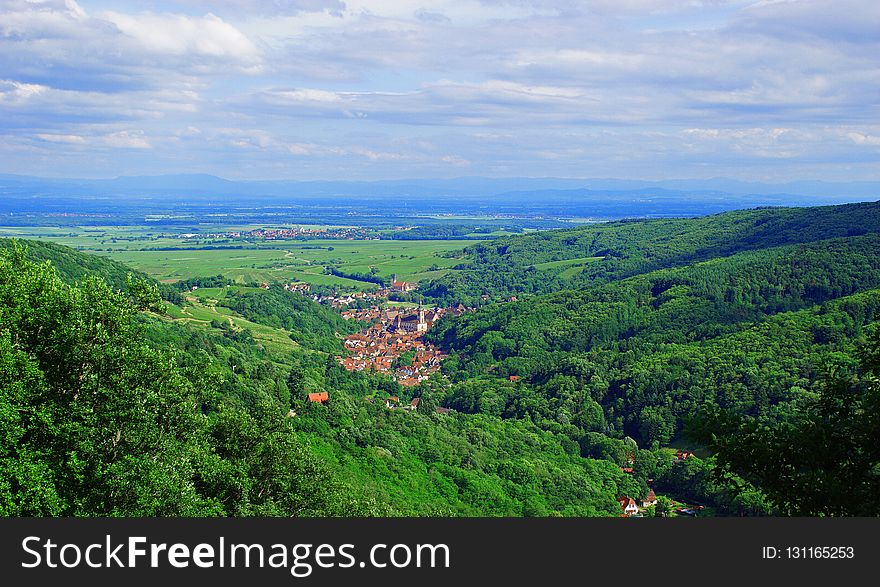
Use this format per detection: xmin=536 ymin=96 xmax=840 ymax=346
xmin=1 ymin=0 xmax=878 ymax=181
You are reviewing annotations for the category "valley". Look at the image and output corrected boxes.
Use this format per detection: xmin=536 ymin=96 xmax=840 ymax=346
xmin=2 ymin=199 xmax=880 ymax=517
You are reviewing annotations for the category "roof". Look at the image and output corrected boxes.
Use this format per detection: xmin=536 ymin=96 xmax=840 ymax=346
xmin=308 ymin=392 xmax=329 ymax=403
xmin=618 ymin=496 xmax=638 ymax=509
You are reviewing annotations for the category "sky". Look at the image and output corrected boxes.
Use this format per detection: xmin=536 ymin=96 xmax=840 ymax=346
xmin=0 ymin=0 xmax=878 ymax=181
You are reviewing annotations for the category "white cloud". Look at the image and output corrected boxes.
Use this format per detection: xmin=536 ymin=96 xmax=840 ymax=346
xmin=35 ymin=132 xmax=86 ymax=143
xmin=101 ymin=130 xmax=151 ymax=149
xmin=100 ymin=11 xmax=260 ymax=61
xmin=846 ymin=132 xmax=880 ymax=146
xmin=0 ymin=0 xmax=878 ymax=179
xmin=0 ymin=80 xmax=49 ymax=103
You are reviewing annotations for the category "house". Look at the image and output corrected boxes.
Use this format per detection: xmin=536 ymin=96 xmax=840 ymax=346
xmin=407 ymin=397 xmax=420 ymax=411
xmin=385 ymin=396 xmax=400 ymax=409
xmin=643 ymin=489 xmax=657 ymax=507
xmin=308 ymin=392 xmax=329 ymax=404
xmin=674 ymin=450 xmax=694 ymax=461
xmin=508 ymin=375 xmax=520 ymax=382
xmin=618 ymin=496 xmax=639 ymax=516
xmin=260 ymin=282 xmax=270 ymax=290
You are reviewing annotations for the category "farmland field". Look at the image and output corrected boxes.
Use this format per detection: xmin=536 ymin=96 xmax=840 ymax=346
xmin=0 ymin=224 xmax=470 ymax=287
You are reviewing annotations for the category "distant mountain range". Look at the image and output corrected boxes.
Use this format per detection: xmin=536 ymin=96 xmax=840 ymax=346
xmin=1 ymin=173 xmax=878 ymax=202
xmin=1 ymin=173 xmax=877 ymax=222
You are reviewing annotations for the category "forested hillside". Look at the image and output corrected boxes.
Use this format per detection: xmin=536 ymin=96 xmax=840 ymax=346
xmin=422 ymin=201 xmax=880 ymax=304
xmin=0 ymin=241 xmax=639 ymax=516
xmin=428 ymin=231 xmax=880 ymax=440
xmin=3 ymin=200 xmax=879 ymax=517
xmin=0 ymin=243 xmax=370 ymax=516
xmin=219 ymin=288 xmax=359 ymax=353
xmin=417 ymin=204 xmax=880 ymax=514
xmin=0 ymin=237 xmax=184 ymax=304
xmin=0 ymin=237 xmax=152 ymax=290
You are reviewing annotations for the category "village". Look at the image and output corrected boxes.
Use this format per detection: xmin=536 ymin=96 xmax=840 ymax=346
xmin=282 ymin=274 xmax=472 ymax=386
xmin=337 ymin=302 xmax=471 ymax=386
xmin=179 ymin=225 xmax=387 ymax=241
xmin=280 ymin=273 xmax=419 ymax=308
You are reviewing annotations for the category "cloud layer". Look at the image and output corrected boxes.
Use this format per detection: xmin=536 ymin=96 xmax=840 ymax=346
xmin=1 ymin=0 xmax=878 ymax=180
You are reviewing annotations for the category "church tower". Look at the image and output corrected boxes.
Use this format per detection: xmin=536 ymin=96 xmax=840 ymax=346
xmin=417 ymin=303 xmax=427 ymax=332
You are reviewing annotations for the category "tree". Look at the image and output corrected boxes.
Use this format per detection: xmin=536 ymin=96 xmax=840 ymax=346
xmin=417 ymin=393 xmax=439 ymax=414
xmin=639 ymin=407 xmax=674 ymax=446
xmin=0 ymin=243 xmax=217 ymax=516
xmin=286 ymin=364 xmax=306 ymax=404
xmin=655 ymin=496 xmax=673 ymax=517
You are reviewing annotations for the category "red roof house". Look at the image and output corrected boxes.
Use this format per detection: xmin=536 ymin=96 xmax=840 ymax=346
xmin=618 ymin=496 xmax=639 ymax=516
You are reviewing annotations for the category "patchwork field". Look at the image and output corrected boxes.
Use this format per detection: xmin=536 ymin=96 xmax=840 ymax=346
xmin=0 ymin=225 xmax=470 ymax=288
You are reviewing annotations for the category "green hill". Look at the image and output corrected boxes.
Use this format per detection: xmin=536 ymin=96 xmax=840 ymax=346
xmin=423 ymin=201 xmax=880 ymax=303
xmin=0 ymin=238 xmax=183 ymax=304
xmin=0 ymin=237 xmax=152 ymax=290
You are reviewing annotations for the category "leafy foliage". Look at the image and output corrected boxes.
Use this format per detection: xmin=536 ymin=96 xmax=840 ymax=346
xmin=689 ymin=327 xmax=880 ymax=516
xmin=0 ymin=243 xmax=371 ymax=516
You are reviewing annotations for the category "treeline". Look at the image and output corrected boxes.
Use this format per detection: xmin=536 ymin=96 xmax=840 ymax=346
xmin=325 ymin=266 xmax=386 ymax=286
xmin=174 ymin=274 xmax=235 ymax=291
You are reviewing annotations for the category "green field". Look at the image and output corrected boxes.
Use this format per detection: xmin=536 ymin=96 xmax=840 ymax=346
xmin=0 ymin=225 xmax=470 ymax=288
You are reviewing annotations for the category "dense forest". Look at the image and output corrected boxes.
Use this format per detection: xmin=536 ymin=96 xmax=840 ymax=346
xmin=2 ymin=200 xmax=879 ymax=517
xmin=422 ymin=202 xmax=880 ymax=304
